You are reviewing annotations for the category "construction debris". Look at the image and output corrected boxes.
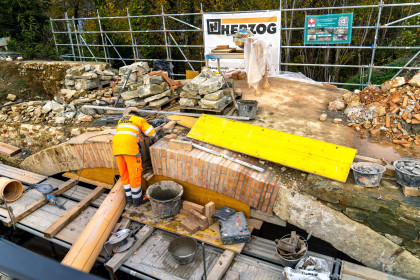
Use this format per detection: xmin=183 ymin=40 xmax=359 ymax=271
xmin=332 ymin=73 xmax=420 ymax=147
xmin=275 ymin=231 xmax=307 ymax=260
xmin=64 ymin=64 xmax=119 ymax=91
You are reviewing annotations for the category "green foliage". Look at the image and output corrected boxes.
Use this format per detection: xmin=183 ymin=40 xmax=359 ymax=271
xmin=14 ymin=79 xmax=26 ymax=89
xmin=344 ymin=59 xmax=408 ymax=91
xmin=0 ymin=0 xmax=58 ymax=59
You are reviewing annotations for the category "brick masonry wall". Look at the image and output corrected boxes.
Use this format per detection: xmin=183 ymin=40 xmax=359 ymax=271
xmin=150 ymin=139 xmax=281 ymax=213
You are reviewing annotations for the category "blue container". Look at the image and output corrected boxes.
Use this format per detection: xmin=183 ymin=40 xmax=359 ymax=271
xmin=219 ymin=212 xmax=251 ymax=245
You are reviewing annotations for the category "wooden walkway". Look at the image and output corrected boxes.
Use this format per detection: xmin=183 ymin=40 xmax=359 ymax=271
xmin=0 ymin=165 xmax=405 ymax=280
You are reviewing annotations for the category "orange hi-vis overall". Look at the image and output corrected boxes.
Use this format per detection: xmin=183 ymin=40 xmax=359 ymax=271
xmin=112 ymin=114 xmax=155 ymax=202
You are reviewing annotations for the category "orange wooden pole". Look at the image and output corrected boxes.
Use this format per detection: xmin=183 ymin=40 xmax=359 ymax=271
xmin=61 ymin=179 xmax=126 ymax=272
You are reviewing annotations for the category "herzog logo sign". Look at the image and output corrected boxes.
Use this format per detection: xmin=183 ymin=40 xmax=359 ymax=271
xmin=206 ymin=16 xmax=277 ymax=35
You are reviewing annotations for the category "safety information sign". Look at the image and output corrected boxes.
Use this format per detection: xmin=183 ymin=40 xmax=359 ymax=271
xmin=304 ymin=13 xmax=353 ymax=44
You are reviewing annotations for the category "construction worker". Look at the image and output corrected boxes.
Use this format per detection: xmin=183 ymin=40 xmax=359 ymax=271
xmin=113 ymin=107 xmax=158 ymax=206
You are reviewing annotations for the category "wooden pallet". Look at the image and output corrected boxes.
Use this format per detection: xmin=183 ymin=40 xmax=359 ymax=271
xmin=180 ymin=101 xmax=234 ymax=115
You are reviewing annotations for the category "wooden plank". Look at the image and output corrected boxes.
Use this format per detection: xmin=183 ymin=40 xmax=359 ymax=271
xmin=62 ymin=172 xmax=113 ymax=189
xmin=0 ymin=142 xmax=21 ymax=156
xmin=247 ymin=218 xmax=263 ymax=230
xmin=167 ymin=115 xmax=197 ymax=129
xmin=105 ymin=225 xmax=155 ymax=272
xmin=187 ymin=115 xmax=357 ymax=182
xmin=66 ymin=130 xmax=114 ymax=145
xmin=149 ymin=175 xmax=250 ymax=217
xmin=1 ymin=179 xmax=77 ymax=227
xmin=250 ymin=209 xmax=286 ymax=227
xmin=123 ymin=203 xmax=252 ymax=254
xmin=0 ymin=163 xmax=47 ymax=185
xmin=43 ymin=186 xmax=105 ymax=238
xmin=341 ymin=261 xmax=406 ymax=280
xmin=207 ymin=250 xmax=236 ymax=280
xmin=76 ymin=168 xmax=118 ymax=185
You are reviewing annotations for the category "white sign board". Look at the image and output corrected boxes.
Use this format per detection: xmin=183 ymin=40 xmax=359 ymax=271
xmin=203 ymin=11 xmax=281 ymax=71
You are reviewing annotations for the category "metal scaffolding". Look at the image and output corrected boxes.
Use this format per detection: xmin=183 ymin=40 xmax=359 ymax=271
xmin=50 ymin=2 xmax=420 ymax=85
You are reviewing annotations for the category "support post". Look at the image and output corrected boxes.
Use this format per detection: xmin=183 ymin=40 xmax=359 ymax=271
xmin=368 ymin=0 xmax=383 ymax=85
xmin=127 ymin=8 xmax=137 ymax=62
xmin=65 ymin=12 xmax=76 ymax=61
xmin=161 ymin=6 xmax=170 ymax=62
xmin=49 ymin=19 xmax=60 ymax=56
xmin=279 ymin=0 xmax=282 ymax=72
xmin=72 ymin=16 xmax=83 ymax=61
xmin=201 ymin=3 xmax=207 ymax=67
xmin=97 ymin=10 xmax=109 ymax=64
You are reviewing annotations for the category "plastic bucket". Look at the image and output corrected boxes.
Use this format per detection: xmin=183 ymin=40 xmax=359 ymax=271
xmin=351 ymin=162 xmax=386 ymax=187
xmin=0 ymin=177 xmax=23 ymax=202
xmin=168 ymin=236 xmax=197 ymax=265
xmin=146 ymin=180 xmax=183 ymax=218
xmin=237 ymin=100 xmax=258 ymax=119
xmin=394 ymin=159 xmax=420 ymax=188
xmin=276 ymin=234 xmax=308 ymax=268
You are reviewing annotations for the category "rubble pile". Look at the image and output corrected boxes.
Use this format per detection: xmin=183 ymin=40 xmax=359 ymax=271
xmin=180 ymin=68 xmax=241 ymax=109
xmin=64 ymin=64 xmax=119 ymax=91
xmin=328 ymin=72 xmax=420 ymax=147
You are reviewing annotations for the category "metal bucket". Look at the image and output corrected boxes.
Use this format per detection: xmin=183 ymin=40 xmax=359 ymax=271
xmin=394 ymin=159 xmax=420 ymax=188
xmin=146 ymin=180 xmax=183 ymax=218
xmin=276 ymin=234 xmax=308 ymax=268
xmin=351 ymin=162 xmax=386 ymax=187
xmin=168 ymin=236 xmax=197 ymax=265
xmin=237 ymin=100 xmax=258 ymax=119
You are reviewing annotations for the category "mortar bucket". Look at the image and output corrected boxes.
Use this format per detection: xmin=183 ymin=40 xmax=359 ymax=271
xmin=351 ymin=162 xmax=386 ymax=187
xmin=394 ymin=159 xmax=420 ymax=188
xmin=0 ymin=177 xmax=23 ymax=202
xmin=237 ymin=100 xmax=258 ymax=119
xmin=146 ymin=180 xmax=183 ymax=218
xmin=168 ymin=236 xmax=197 ymax=265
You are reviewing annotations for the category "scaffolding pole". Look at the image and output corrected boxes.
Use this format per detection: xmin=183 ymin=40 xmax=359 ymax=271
xmin=127 ymin=9 xmax=137 ymax=62
xmin=64 ymin=12 xmax=76 ymax=61
xmin=368 ymin=0 xmax=383 ymax=85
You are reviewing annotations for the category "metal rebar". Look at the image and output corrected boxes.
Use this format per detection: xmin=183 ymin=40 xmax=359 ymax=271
xmin=64 ymin=12 xmax=76 ymax=61
xmin=81 ymin=105 xmax=251 ymax=120
xmin=97 ymin=9 xmax=109 ymax=64
xmin=392 ymin=50 xmax=420 ymax=79
xmin=127 ymin=8 xmax=137 ymax=62
xmin=169 ymin=33 xmax=194 ymax=71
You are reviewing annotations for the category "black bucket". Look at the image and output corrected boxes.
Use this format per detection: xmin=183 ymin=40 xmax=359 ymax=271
xmin=237 ymin=100 xmax=258 ymax=119
xmin=394 ymin=159 xmax=420 ymax=188
xmin=146 ymin=181 xmax=183 ymax=218
xmin=168 ymin=236 xmax=197 ymax=265
xmin=276 ymin=234 xmax=308 ymax=267
xmin=351 ymin=162 xmax=386 ymax=187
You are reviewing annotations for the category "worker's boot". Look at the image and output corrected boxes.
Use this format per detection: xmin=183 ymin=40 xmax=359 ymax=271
xmin=133 ymin=193 xmax=149 ymax=207
xmin=123 ymin=184 xmax=133 ymax=206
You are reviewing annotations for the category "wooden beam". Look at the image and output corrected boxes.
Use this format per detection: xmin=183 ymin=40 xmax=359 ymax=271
xmin=2 ymin=179 xmax=77 ymax=227
xmin=105 ymin=225 xmax=154 ymax=273
xmin=62 ymin=172 xmax=113 ymax=189
xmin=0 ymin=142 xmax=21 ymax=157
xmin=207 ymin=250 xmax=236 ymax=280
xmin=341 ymin=261 xmax=406 ymax=280
xmin=44 ymin=187 xmax=105 ymax=238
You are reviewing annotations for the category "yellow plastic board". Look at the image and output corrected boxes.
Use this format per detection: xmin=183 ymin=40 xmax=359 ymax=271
xmin=167 ymin=115 xmax=197 ymax=128
xmin=187 ymin=115 xmax=357 ymax=182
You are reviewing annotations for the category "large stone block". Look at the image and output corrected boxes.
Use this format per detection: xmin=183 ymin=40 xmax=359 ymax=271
xmin=274 ymin=186 xmax=420 ymax=279
xmin=198 ymin=75 xmax=225 ymax=95
xmin=204 ymin=89 xmax=224 ymax=101
xmin=144 ymin=90 xmax=171 ymax=103
xmin=366 ymin=212 xmax=418 ymax=240
xmin=180 ymin=91 xmax=200 ymax=99
xmin=180 ymin=98 xmax=198 ymax=107
xmin=381 ymin=77 xmax=407 ymax=92
xmin=121 ymin=90 xmax=139 ymax=100
xmin=408 ymin=72 xmax=420 ymax=87
xmin=199 ymin=96 xmax=230 ymax=110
